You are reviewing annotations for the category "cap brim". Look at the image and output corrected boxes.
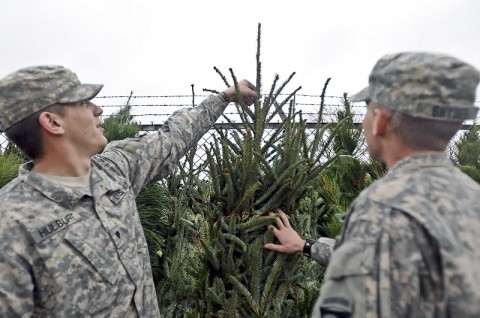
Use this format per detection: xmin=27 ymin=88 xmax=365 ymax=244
xmin=349 ymin=86 xmax=370 ymax=102
xmin=58 ymin=83 xmax=104 ymax=103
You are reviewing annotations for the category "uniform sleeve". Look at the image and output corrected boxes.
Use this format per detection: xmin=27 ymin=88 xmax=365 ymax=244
xmin=311 ymin=221 xmax=377 ymax=318
xmin=0 ymin=226 xmax=34 ymax=317
xmin=98 ymin=95 xmax=226 ymax=195
xmin=311 ymin=206 xmax=438 ymax=318
xmin=310 ymin=237 xmax=336 ymax=267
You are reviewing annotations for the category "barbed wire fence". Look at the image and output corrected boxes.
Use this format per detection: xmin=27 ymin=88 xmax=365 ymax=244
xmin=1 ymin=92 xmax=479 ymax=170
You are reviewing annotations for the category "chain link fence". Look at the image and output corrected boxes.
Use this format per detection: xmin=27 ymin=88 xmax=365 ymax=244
xmin=1 ymin=93 xmax=479 ymax=169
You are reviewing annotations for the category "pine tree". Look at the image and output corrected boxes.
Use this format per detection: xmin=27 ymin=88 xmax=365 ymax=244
xmin=0 ymin=145 xmax=24 ymax=188
xmin=313 ymin=93 xmax=387 ymax=238
xmin=453 ymin=124 xmax=480 ymax=182
xmin=171 ymin=23 xmax=349 ymax=317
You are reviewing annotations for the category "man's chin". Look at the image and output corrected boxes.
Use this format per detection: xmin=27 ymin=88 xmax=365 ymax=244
xmin=98 ymin=144 xmax=107 ymax=154
xmin=94 ymin=141 xmax=108 ymax=155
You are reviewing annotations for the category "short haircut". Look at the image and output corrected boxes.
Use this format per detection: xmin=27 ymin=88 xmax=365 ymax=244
xmin=5 ymin=104 xmax=64 ymax=160
xmin=389 ymin=111 xmax=461 ymax=151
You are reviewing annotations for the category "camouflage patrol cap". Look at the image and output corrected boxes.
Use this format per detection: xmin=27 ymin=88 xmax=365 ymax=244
xmin=0 ymin=65 xmax=103 ymax=132
xmin=351 ymin=52 xmax=480 ymax=122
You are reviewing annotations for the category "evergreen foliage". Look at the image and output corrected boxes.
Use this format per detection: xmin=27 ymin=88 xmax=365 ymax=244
xmin=454 ymin=125 xmax=480 ymax=182
xmin=331 ymin=94 xmax=361 ymax=154
xmin=136 ymin=181 xmax=177 ymax=285
xmin=0 ymin=147 xmax=24 ymax=188
xmin=102 ymin=92 xmax=141 ymax=142
xmin=166 ymin=23 xmax=350 ymax=317
xmin=155 ymin=200 xmax=202 ymax=318
xmin=313 ymin=93 xmax=387 ymax=238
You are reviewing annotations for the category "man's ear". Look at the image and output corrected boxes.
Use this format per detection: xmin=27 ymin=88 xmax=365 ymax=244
xmin=372 ymin=108 xmax=390 ymax=136
xmin=38 ymin=112 xmax=65 ymax=135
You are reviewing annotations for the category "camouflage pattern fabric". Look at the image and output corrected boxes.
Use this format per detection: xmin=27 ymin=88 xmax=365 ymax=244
xmin=0 ymin=65 xmax=103 ymax=132
xmin=0 ymin=95 xmax=227 ymax=317
xmin=311 ymin=154 xmax=480 ymax=317
xmin=311 ymin=237 xmax=335 ymax=267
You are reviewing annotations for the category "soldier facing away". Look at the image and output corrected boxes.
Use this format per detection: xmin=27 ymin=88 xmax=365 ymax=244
xmin=265 ymin=52 xmax=480 ymax=317
xmin=0 ymin=65 xmax=256 ymax=317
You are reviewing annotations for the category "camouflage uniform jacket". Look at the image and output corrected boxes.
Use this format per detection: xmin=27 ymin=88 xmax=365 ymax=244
xmin=312 ymin=153 xmax=480 ymax=318
xmin=0 ymin=95 xmax=227 ymax=317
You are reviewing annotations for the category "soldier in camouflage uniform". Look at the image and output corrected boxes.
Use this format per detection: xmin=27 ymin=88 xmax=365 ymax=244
xmin=265 ymin=52 xmax=480 ymax=317
xmin=0 ymin=65 xmax=256 ymax=317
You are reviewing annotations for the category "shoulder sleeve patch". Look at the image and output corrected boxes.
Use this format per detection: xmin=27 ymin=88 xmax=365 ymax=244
xmin=320 ymin=296 xmax=353 ymax=317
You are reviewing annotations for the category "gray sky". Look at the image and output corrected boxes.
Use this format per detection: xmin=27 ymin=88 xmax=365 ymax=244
xmin=2 ymin=0 xmax=480 ymax=100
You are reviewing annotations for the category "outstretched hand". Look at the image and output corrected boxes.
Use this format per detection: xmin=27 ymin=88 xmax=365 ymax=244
xmin=264 ymin=209 xmax=305 ymax=254
xmin=223 ymin=79 xmax=257 ymax=106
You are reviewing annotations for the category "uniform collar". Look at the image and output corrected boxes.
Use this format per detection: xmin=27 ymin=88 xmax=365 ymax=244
xmin=18 ymin=162 xmax=86 ymax=210
xmin=388 ymin=153 xmax=452 ymax=176
xmin=18 ymin=161 xmax=129 ymax=210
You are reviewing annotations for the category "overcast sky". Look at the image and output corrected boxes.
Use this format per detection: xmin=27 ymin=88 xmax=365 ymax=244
xmin=2 ymin=0 xmax=480 ymax=101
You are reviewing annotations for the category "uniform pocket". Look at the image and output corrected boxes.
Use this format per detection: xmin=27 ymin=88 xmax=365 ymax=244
xmin=64 ymin=230 xmax=119 ymax=285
